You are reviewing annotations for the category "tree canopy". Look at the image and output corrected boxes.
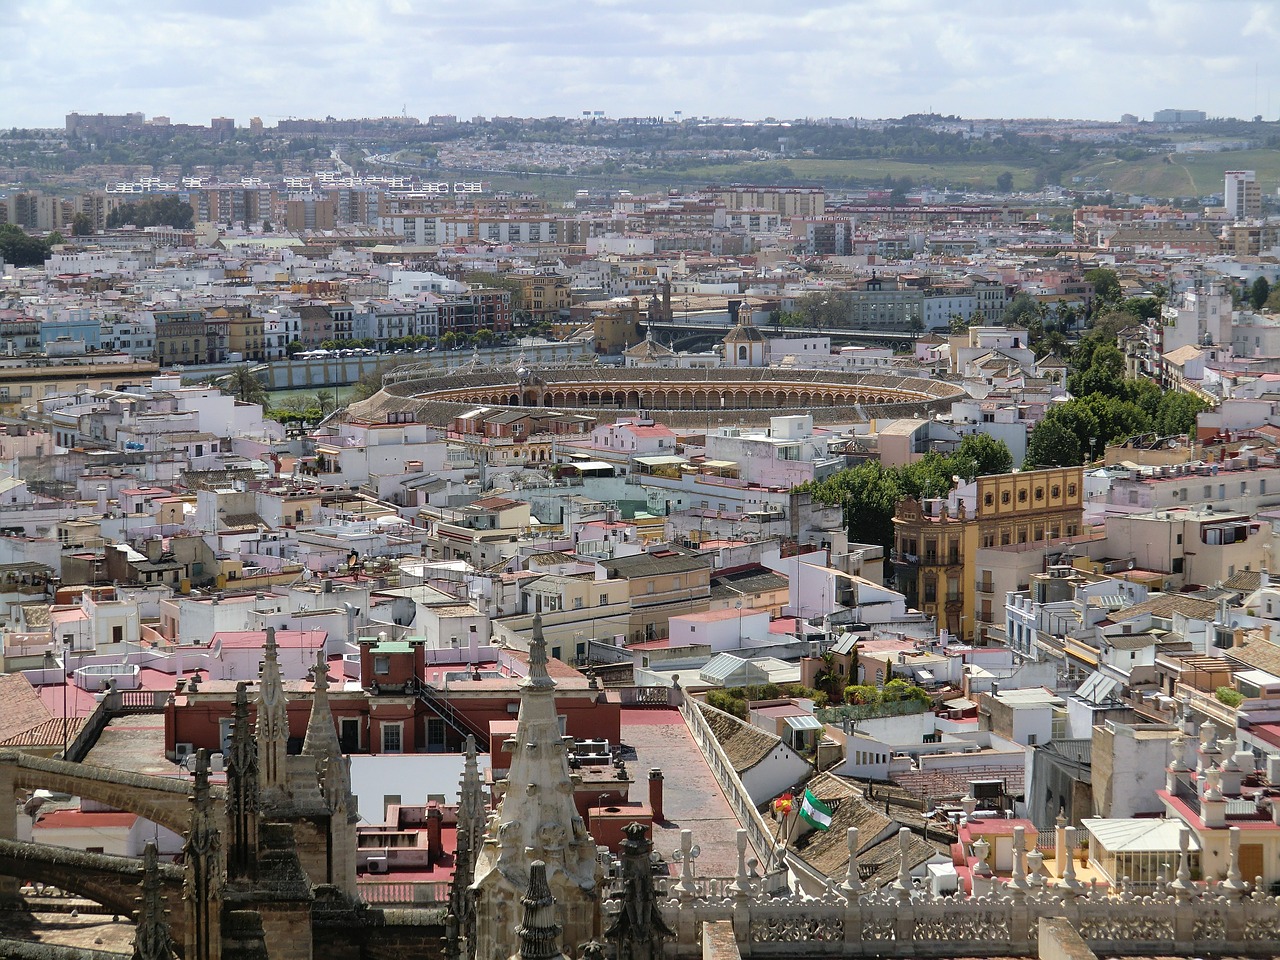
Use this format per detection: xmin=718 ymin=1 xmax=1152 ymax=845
xmin=216 ymin=366 xmax=269 ymax=407
xmin=106 ymin=195 xmax=195 ymax=230
xmin=0 ymin=224 xmax=53 ymax=267
xmin=800 ymin=435 xmax=1014 ymax=553
xmin=1251 ymin=276 xmax=1271 ymax=311
xmin=1024 ymin=326 xmax=1209 ymax=469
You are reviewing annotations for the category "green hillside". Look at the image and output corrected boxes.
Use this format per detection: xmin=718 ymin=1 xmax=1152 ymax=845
xmin=1071 ymin=148 xmax=1280 ymax=199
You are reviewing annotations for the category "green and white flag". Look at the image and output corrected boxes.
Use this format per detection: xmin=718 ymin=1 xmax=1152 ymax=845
xmin=798 ymin=788 xmax=833 ymax=831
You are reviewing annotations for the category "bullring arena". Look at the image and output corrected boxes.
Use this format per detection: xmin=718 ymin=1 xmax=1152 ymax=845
xmin=345 ymin=361 xmax=966 ymax=428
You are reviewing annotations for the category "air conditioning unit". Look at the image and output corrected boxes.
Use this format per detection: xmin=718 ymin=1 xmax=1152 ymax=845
xmin=174 ymin=743 xmax=195 ymax=763
xmin=367 ymin=856 xmax=389 ymax=874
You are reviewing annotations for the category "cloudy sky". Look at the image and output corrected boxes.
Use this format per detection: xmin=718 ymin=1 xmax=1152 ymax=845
xmin=4 ymin=0 xmax=1277 ymax=128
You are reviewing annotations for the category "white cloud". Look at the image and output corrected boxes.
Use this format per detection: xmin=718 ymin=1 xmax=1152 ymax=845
xmin=0 ymin=0 xmax=1273 ymax=127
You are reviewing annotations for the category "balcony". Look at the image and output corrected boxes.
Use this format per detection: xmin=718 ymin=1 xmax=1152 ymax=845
xmin=976 ymin=579 xmax=994 ymax=594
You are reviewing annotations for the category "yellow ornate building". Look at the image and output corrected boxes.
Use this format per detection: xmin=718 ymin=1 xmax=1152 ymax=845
xmin=892 ymin=466 xmax=1084 ymax=641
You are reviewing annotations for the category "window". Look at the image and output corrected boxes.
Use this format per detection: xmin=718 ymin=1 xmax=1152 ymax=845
xmin=112 ymin=625 xmax=123 ymax=644
xmin=1035 ymin=487 xmax=1044 ymax=501
xmin=1001 ymin=491 xmax=1010 ymax=505
xmin=1051 ymin=485 xmax=1060 ymax=498
xmin=381 ymin=723 xmax=403 ymax=754
xmin=1067 ymin=484 xmax=1077 ymax=497
xmin=984 ymin=493 xmax=994 ymax=507
xmin=599 ymin=593 xmax=609 ymax=606
xmin=1018 ymin=489 xmax=1027 ymax=503
xmin=374 ymin=655 xmax=390 ymax=676
xmin=340 ymin=718 xmax=360 ymax=752
xmin=573 ymin=597 xmax=584 ymax=610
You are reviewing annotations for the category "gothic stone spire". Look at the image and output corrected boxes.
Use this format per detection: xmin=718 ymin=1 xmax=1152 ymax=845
xmin=606 ymin=822 xmax=673 ymax=960
xmin=133 ymin=841 xmax=174 ymax=960
xmin=255 ymin=627 xmax=289 ymax=794
xmin=226 ymin=681 xmax=259 ymax=883
xmin=302 ymin=649 xmax=342 ymax=765
xmin=183 ymin=750 xmax=223 ymax=960
xmin=471 ymin=613 xmax=599 ymax=960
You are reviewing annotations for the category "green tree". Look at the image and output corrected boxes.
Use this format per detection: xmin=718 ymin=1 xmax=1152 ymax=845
xmin=1026 ymin=418 xmax=1083 ymax=468
xmin=1250 ymin=276 xmax=1271 ymax=311
xmin=0 ymin=224 xmax=52 ymax=266
xmin=951 ymin=434 xmax=1013 ymax=478
xmin=313 ymin=390 xmax=337 ymax=417
xmin=105 ymin=195 xmax=194 ymax=230
xmin=1084 ymin=268 xmax=1123 ymax=307
xmin=1155 ymin=391 xmax=1209 ymax=436
xmin=996 ymin=171 xmax=1014 ymax=193
xmin=1002 ymin=292 xmax=1041 ymax=326
xmin=794 ymin=292 xmax=848 ymax=329
xmin=1068 ymin=343 xmax=1126 ymax=398
xmin=70 ymin=213 xmax=94 ymax=237
xmin=217 ymin=365 xmax=269 ymax=407
xmin=285 ymin=340 xmax=304 ymax=357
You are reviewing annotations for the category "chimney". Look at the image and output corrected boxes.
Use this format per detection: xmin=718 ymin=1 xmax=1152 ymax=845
xmin=426 ymin=802 xmax=443 ymax=865
xmin=96 ymin=484 xmax=108 ymax=514
xmin=648 ymin=767 xmax=665 ymax=823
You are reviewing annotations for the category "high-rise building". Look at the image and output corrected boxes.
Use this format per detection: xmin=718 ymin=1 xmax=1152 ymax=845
xmin=1153 ymin=108 xmax=1207 ymax=123
xmin=1224 ymin=170 xmax=1261 ymax=219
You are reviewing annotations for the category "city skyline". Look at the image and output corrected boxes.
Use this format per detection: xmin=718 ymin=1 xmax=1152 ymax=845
xmin=4 ymin=0 xmax=1279 ymax=130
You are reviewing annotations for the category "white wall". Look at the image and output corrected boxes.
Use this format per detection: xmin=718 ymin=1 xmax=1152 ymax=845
xmin=348 ymin=752 xmax=492 ymax=824
xmin=737 ymin=740 xmax=812 ymax=806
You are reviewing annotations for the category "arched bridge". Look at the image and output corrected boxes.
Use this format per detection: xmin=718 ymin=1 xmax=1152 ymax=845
xmin=0 ymin=751 xmax=224 ymax=835
xmin=0 ymin=838 xmax=186 ymax=939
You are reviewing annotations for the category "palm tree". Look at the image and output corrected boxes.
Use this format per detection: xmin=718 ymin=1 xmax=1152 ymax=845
xmin=218 ymin=365 xmax=269 ymax=407
xmin=313 ymin=390 xmax=337 ymax=417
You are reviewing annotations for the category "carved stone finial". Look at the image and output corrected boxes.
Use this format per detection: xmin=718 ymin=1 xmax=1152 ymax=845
xmin=521 ymin=612 xmax=555 ymax=691
xmin=673 ymin=829 xmax=699 ymax=900
xmin=513 ymin=861 xmax=565 ymax=960
xmin=729 ymin=828 xmax=754 ymax=899
xmin=606 ymin=822 xmax=673 ymax=960
xmin=1224 ymin=825 xmax=1249 ymax=897
xmin=133 ymin=841 xmax=173 ymax=960
xmin=1171 ymin=826 xmax=1196 ymax=900
xmin=839 ymin=826 xmax=864 ymax=900
xmin=1008 ymin=825 xmax=1030 ymax=896
xmin=1058 ymin=826 xmax=1082 ymax=896
xmin=890 ymin=826 xmax=914 ymax=900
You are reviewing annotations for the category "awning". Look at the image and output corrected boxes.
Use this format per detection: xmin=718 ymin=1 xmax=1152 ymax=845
xmin=570 ymin=460 xmax=614 ymax=472
xmin=784 ymin=715 xmax=825 ymax=732
xmin=634 ymin=455 xmax=686 ymax=467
